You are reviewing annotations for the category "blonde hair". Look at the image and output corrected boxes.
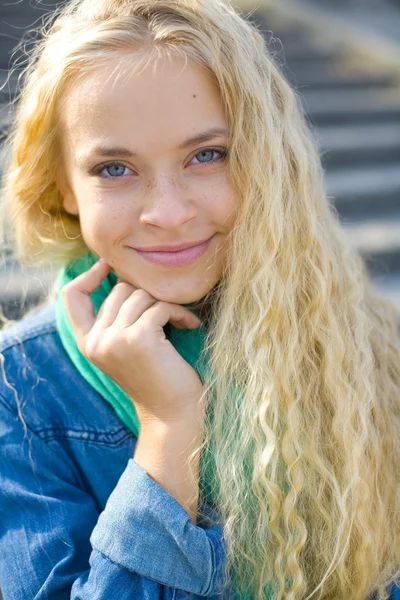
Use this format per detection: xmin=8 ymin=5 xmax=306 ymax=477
xmin=1 ymin=0 xmax=400 ymax=598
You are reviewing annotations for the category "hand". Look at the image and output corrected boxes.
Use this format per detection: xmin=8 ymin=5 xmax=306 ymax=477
xmin=61 ymin=258 xmax=205 ymax=426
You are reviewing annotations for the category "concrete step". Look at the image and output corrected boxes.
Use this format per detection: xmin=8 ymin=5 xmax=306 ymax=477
xmin=287 ymin=67 xmax=396 ymax=91
xmin=0 ymin=142 xmax=8 ymax=174
xmin=245 ymin=16 xmax=309 ymax=45
xmin=301 ymin=88 xmax=400 ymax=125
xmin=331 ymin=185 xmax=400 ymax=220
xmin=325 ymin=163 xmax=400 ymax=208
xmin=0 ymin=1 xmax=62 ymax=24
xmin=0 ymin=103 xmax=13 ymax=136
xmin=0 ymin=13 xmax=46 ymax=32
xmin=0 ymin=36 xmax=35 ymax=72
xmin=342 ymin=213 xmax=400 ymax=276
xmin=342 ymin=211 xmax=400 ymax=253
xmin=0 ymin=72 xmax=22 ymax=103
xmin=0 ymin=0 xmax=62 ymax=71
xmin=325 ymin=163 xmax=400 ymax=221
xmin=316 ymin=123 xmax=400 ymax=167
xmin=373 ymin=271 xmax=400 ymax=311
xmin=0 ymin=260 xmax=58 ymax=321
xmin=283 ymin=48 xmax=344 ymax=67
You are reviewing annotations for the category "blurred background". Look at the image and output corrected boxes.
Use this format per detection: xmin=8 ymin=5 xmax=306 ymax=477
xmin=0 ymin=0 xmax=400 ymax=326
xmin=0 ymin=0 xmax=400 ymax=598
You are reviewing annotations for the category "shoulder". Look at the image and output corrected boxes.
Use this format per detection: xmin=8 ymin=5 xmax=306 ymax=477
xmin=0 ymin=304 xmax=64 ymax=403
xmin=0 ymin=303 xmax=82 ymax=430
xmin=0 ymin=303 xmax=132 ymax=443
xmin=0 ymin=302 xmax=58 ymax=353
xmin=0 ymin=302 xmax=71 ymax=389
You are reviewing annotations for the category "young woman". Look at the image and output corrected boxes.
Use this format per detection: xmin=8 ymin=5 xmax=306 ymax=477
xmin=0 ymin=0 xmax=399 ymax=598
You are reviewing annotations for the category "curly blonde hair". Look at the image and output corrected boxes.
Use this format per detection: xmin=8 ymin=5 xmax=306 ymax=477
xmin=1 ymin=0 xmax=400 ymax=598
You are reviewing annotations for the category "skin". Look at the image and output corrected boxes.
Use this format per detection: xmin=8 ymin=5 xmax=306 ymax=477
xmin=56 ymin=50 xmax=238 ymax=306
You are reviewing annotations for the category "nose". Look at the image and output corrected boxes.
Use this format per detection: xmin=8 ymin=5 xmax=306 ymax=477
xmin=139 ymin=174 xmax=197 ymax=229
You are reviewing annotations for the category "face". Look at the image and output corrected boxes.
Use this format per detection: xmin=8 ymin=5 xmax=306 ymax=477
xmin=57 ymin=51 xmax=238 ymax=305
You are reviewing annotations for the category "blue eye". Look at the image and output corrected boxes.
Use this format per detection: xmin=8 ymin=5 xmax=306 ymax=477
xmin=190 ymin=148 xmax=227 ymax=165
xmin=95 ymin=163 xmax=133 ymax=178
xmin=92 ymin=147 xmax=228 ymax=180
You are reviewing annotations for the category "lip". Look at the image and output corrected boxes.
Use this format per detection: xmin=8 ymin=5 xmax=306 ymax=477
xmin=133 ymin=236 xmax=213 ymax=252
xmin=132 ymin=234 xmax=216 ymax=267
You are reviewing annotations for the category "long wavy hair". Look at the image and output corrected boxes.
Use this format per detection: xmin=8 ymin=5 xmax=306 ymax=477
xmin=1 ymin=0 xmax=400 ymax=598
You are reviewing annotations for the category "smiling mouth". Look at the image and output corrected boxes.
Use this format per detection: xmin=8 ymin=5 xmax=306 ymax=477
xmin=132 ymin=234 xmax=216 ymax=267
xmin=133 ymin=235 xmax=215 ymax=253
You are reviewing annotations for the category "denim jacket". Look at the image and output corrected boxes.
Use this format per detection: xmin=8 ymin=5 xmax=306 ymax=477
xmin=0 ymin=303 xmax=231 ymax=600
xmin=0 ymin=303 xmax=399 ymax=600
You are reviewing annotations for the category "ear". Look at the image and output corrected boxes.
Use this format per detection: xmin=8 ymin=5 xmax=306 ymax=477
xmin=55 ymin=167 xmax=79 ymax=216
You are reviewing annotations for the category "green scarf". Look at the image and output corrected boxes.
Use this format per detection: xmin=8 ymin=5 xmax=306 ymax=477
xmin=55 ymin=250 xmax=274 ymax=599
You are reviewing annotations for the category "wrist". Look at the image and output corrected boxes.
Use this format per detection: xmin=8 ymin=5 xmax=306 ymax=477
xmin=136 ymin=402 xmax=205 ymax=434
xmin=133 ymin=409 xmax=203 ymax=526
xmin=138 ymin=413 xmax=204 ymax=444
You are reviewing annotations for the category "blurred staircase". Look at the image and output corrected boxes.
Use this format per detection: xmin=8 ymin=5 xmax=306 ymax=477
xmin=245 ymin=7 xmax=400 ymax=312
xmin=0 ymin=0 xmax=400 ymax=321
xmin=0 ymin=0 xmax=63 ymax=322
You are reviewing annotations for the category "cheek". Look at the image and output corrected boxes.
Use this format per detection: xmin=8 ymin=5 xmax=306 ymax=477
xmin=78 ymin=201 xmax=130 ymax=243
xmin=213 ymin=183 xmax=238 ymax=228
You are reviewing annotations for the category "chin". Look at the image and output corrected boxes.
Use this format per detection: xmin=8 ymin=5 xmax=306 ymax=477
xmin=150 ymin=284 xmax=213 ymax=306
xmin=158 ymin=292 xmax=205 ymax=305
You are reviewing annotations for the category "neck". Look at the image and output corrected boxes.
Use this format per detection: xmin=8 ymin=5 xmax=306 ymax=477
xmin=191 ymin=280 xmax=221 ymax=329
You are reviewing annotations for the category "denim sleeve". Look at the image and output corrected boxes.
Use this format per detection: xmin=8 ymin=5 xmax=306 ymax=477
xmin=388 ymin=582 xmax=400 ymax=600
xmin=0 ymin=396 xmax=228 ymax=600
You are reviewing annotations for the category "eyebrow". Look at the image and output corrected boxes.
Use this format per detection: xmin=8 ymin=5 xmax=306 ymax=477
xmin=84 ymin=127 xmax=230 ymax=159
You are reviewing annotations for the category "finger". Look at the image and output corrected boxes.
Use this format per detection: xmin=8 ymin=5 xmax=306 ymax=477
xmin=61 ymin=258 xmax=111 ymax=339
xmin=136 ymin=301 xmax=202 ymax=332
xmin=112 ymin=288 xmax=158 ymax=329
xmin=96 ymin=282 xmax=138 ymax=327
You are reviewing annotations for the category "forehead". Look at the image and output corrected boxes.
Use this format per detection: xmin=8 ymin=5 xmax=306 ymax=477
xmin=59 ymin=52 xmax=227 ymax=153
